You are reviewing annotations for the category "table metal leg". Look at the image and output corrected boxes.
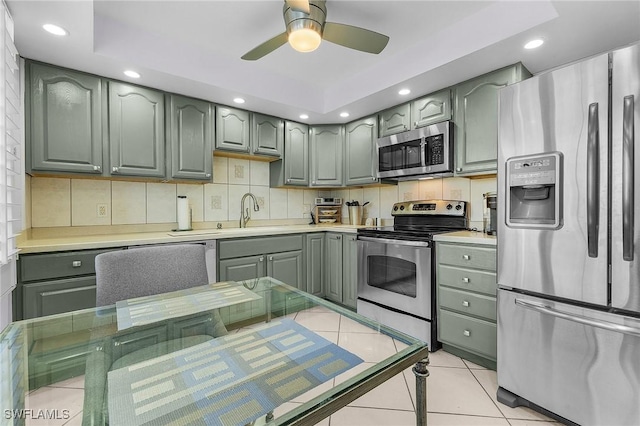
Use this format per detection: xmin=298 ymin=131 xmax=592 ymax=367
xmin=413 ymin=356 xmax=430 ymax=426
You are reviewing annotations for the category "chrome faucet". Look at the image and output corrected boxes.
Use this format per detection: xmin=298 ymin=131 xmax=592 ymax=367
xmin=240 ymin=193 xmax=260 ymax=228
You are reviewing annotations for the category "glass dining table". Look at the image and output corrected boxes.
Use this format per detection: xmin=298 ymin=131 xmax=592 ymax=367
xmin=0 ymin=277 xmax=430 ymax=426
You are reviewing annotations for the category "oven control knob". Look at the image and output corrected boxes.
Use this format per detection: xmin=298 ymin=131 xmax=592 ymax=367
xmin=446 ymin=204 xmax=453 ymax=210
xmin=455 ymin=204 xmax=462 ymax=210
xmin=399 ymin=205 xmax=405 ymax=210
xmin=393 ymin=206 xmax=399 ymax=211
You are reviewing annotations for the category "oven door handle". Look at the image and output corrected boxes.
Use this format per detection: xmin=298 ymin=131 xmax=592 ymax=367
xmin=357 ymin=236 xmax=431 ymax=247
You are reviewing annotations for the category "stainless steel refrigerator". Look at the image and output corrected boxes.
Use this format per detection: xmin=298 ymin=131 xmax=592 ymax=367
xmin=497 ymin=42 xmax=640 ymax=426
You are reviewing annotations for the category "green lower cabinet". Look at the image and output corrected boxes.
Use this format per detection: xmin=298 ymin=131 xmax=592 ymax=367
xmin=323 ymin=233 xmax=357 ymax=309
xmin=305 ymin=234 xmax=325 ymax=297
xmin=23 ymin=277 xmax=96 ymax=319
xmin=341 ymin=234 xmax=357 ymax=309
xmin=325 ymin=233 xmax=344 ymax=304
xmin=267 ymin=250 xmax=303 ymax=290
xmin=436 ymin=241 xmax=497 ymax=369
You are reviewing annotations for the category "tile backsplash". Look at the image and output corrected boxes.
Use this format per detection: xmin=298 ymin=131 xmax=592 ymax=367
xmin=28 ymin=156 xmax=496 ymax=230
xmin=29 ymin=158 xmax=321 ymax=228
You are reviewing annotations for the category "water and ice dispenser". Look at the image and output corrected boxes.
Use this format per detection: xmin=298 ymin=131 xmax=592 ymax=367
xmin=505 ymin=152 xmax=563 ymax=229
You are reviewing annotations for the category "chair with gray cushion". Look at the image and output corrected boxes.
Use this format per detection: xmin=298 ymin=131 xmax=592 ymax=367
xmin=83 ymin=244 xmax=228 ymax=425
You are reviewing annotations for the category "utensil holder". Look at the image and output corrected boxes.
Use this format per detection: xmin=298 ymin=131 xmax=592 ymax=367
xmin=348 ymin=206 xmax=363 ymax=225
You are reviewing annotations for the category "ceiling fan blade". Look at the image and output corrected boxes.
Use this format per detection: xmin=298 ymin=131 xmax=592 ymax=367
xmin=241 ymin=32 xmax=288 ymax=60
xmin=285 ymin=0 xmax=310 ymax=14
xmin=323 ymin=22 xmax=389 ymax=54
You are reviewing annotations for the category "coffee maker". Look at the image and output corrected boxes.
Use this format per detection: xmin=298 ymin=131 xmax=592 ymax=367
xmin=483 ymin=192 xmax=498 ymax=235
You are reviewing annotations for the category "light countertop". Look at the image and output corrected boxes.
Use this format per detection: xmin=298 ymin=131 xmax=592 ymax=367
xmin=18 ymin=224 xmax=362 ymax=254
xmin=433 ymin=230 xmax=497 ymax=246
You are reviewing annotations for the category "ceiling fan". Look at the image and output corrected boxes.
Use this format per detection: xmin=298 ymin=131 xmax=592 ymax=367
xmin=241 ymin=0 xmax=389 ymax=60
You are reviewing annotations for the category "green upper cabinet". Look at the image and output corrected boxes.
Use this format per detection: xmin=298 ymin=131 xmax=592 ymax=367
xmin=215 ymin=106 xmax=250 ymax=153
xmin=378 ymin=103 xmax=410 ymax=137
xmin=345 ymin=116 xmax=378 ymax=186
xmin=453 ymin=63 xmax=531 ymax=175
xmin=108 ymin=82 xmax=165 ymax=178
xmin=27 ymin=62 xmax=103 ymax=174
xmin=167 ymin=94 xmax=213 ymax=181
xmin=411 ymin=89 xmax=452 ymax=129
xmin=251 ymin=113 xmax=283 ymax=157
xmin=310 ymin=124 xmax=344 ymax=187
xmin=270 ymin=121 xmax=309 ymax=186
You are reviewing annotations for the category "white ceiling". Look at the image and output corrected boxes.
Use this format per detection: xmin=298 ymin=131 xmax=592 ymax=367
xmin=7 ymin=0 xmax=640 ymax=124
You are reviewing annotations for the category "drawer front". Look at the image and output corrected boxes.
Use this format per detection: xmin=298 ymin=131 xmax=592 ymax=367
xmin=438 ymin=264 xmax=497 ymax=296
xmin=23 ymin=276 xmax=97 ymax=320
xmin=218 ymin=235 xmax=303 ymax=259
xmin=439 ymin=309 xmax=496 ymax=360
xmin=439 ymin=286 xmax=496 ymax=321
xmin=437 ymin=243 xmax=496 ymax=271
xmin=20 ymin=248 xmax=120 ymax=282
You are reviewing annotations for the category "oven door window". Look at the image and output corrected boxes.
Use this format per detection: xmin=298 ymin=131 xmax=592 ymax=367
xmin=378 ymin=139 xmax=422 ymax=172
xmin=367 ymin=255 xmax=417 ymax=297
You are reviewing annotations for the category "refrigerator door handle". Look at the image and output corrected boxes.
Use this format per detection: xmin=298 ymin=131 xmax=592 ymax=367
xmin=587 ymin=102 xmax=600 ymax=258
xmin=515 ymin=298 xmax=640 ymax=337
xmin=622 ymin=95 xmax=635 ymax=261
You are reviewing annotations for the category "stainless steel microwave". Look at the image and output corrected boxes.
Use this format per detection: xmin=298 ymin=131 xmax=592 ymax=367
xmin=376 ymin=121 xmax=453 ymax=179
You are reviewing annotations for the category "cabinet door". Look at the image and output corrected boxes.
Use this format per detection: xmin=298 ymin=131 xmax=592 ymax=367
xmin=324 ymin=233 xmax=343 ymax=303
xmin=412 ymin=89 xmax=452 ymax=128
xmin=342 ymin=234 xmax=357 ymax=309
xmin=28 ymin=63 xmax=103 ymax=174
xmin=267 ymin=250 xmax=303 ymax=290
xmin=252 ymin=113 xmax=283 ymax=157
xmin=453 ymin=64 xmax=529 ymax=175
xmin=345 ymin=116 xmax=378 ymax=186
xmin=310 ymin=124 xmax=344 ymax=187
xmin=168 ymin=94 xmax=213 ymax=181
xmin=22 ymin=276 xmax=96 ymax=319
xmin=109 ymin=82 xmax=165 ymax=177
xmin=218 ymin=255 xmax=265 ymax=282
xmin=305 ymin=234 xmax=324 ymax=297
xmin=215 ymin=106 xmax=250 ymax=153
xmin=283 ymin=121 xmax=309 ymax=186
xmin=378 ymin=103 xmax=410 ymax=137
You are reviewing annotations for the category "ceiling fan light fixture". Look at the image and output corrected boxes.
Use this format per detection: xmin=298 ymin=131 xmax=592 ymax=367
xmin=288 ymin=28 xmax=322 ymax=53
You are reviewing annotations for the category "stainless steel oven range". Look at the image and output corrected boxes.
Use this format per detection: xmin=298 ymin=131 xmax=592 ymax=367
xmin=357 ymin=200 xmax=468 ymax=349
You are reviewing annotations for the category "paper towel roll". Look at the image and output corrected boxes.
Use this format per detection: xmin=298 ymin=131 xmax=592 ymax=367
xmin=177 ymin=196 xmax=191 ymax=230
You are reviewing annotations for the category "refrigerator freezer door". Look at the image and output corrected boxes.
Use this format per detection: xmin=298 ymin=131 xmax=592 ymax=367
xmin=498 ymin=289 xmax=640 ymax=426
xmin=611 ymin=43 xmax=640 ymax=312
xmin=498 ymin=53 xmax=609 ymax=305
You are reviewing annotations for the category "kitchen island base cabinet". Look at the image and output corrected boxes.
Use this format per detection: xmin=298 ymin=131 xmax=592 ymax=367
xmin=436 ymin=241 xmax=497 ymax=369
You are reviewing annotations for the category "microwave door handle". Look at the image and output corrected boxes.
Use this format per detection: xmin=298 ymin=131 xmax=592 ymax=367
xmin=587 ymin=102 xmax=600 ymax=258
xmin=622 ymin=95 xmax=635 ymax=261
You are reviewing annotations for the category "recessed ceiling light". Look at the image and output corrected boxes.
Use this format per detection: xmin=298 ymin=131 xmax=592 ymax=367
xmin=524 ymin=39 xmax=544 ymax=49
xmin=398 ymin=88 xmax=411 ymax=96
xmin=42 ymin=24 xmax=68 ymax=36
xmin=233 ymin=97 xmax=245 ymax=104
xmin=299 ymin=114 xmax=309 ymax=120
xmin=123 ymin=70 xmax=141 ymax=79
xmin=340 ymin=112 xmax=350 ymax=118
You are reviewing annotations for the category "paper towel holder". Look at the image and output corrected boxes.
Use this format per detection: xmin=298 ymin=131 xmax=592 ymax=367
xmin=174 ymin=195 xmax=193 ymax=231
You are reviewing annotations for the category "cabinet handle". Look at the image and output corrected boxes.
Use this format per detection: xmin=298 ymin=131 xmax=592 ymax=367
xmin=72 ymin=260 xmax=82 ymax=268
xmin=112 ymin=166 xmax=119 ymax=173
xmin=269 ymin=256 xmax=274 ymax=261
xmin=286 ymin=178 xmax=291 ymax=183
xmin=414 ymin=121 xmax=418 ymax=127
xmin=337 ymin=236 xmax=341 ymax=240
xmin=462 ymin=300 xmax=470 ymax=307
xmin=259 ymin=257 xmax=264 ymax=262
xmin=312 ymin=181 xmax=316 ymax=185
xmin=93 ymin=165 xmax=101 ymax=172
xmin=462 ymin=254 xmax=470 ymax=260
xmin=463 ymin=330 xmax=471 ymax=337
xmin=205 ymin=173 xmax=211 ymax=178
xmin=114 ymin=341 xmax=121 ymax=347
xmin=456 ymin=167 xmax=463 ymax=172
xmin=246 ymin=146 xmax=250 ymax=152
xmin=462 ymin=277 xmax=470 ymax=283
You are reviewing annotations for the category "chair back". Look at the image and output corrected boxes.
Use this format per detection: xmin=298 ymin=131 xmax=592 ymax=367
xmin=95 ymin=244 xmax=209 ymax=306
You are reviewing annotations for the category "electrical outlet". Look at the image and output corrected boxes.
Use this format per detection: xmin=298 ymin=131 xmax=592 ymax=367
xmin=96 ymin=203 xmax=108 ymax=218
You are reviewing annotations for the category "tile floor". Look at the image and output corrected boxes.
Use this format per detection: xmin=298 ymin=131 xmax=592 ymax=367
xmin=23 ymin=305 xmax=557 ymax=426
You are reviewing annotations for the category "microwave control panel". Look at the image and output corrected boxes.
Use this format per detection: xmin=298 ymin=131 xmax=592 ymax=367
xmin=424 ymin=134 xmax=444 ymax=165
